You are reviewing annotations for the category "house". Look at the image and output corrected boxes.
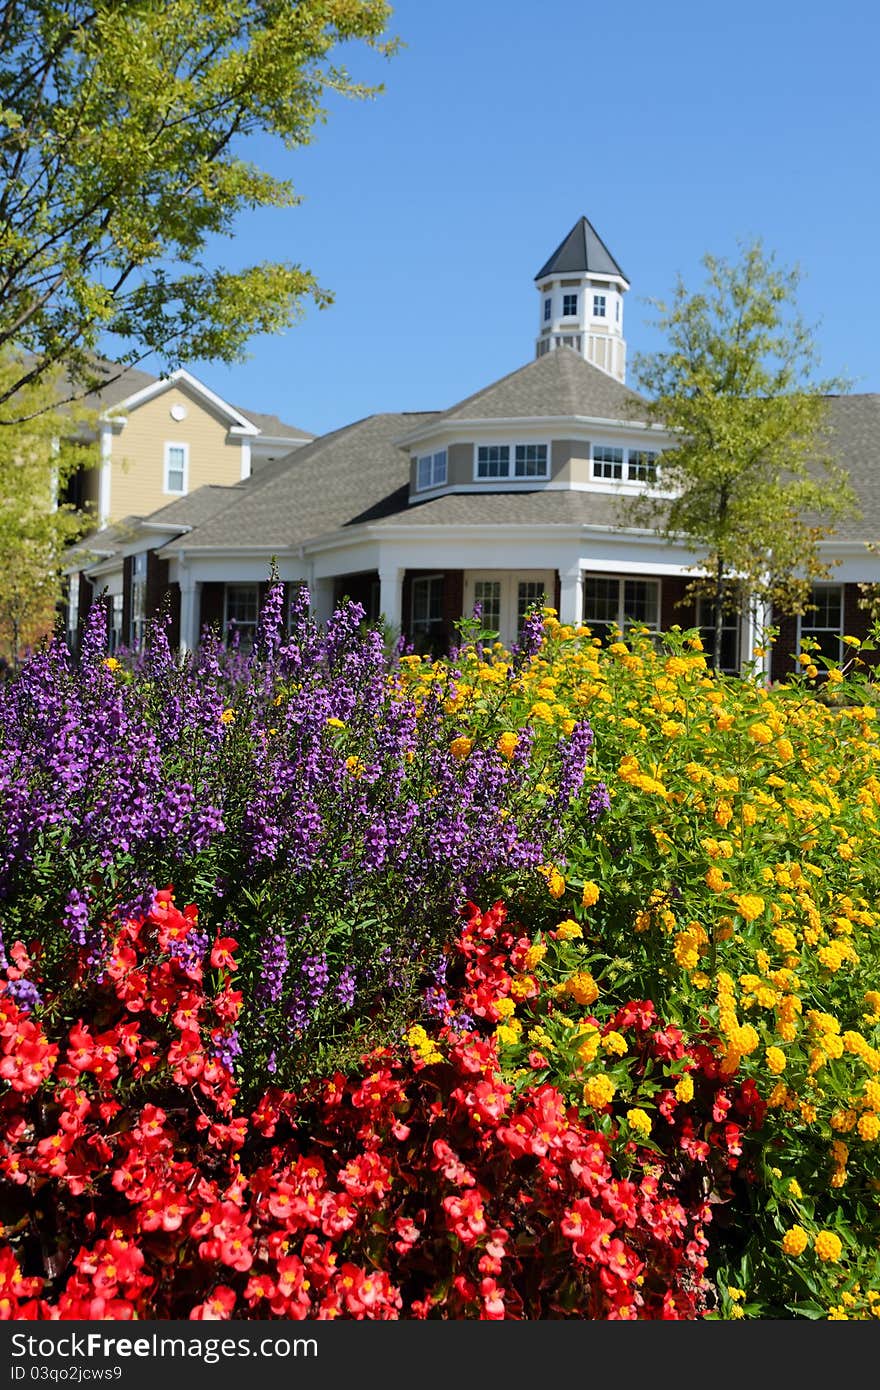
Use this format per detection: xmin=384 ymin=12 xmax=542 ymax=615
xmin=65 ymin=217 xmax=880 ymax=680
xmin=63 ymin=363 xmax=312 ymax=649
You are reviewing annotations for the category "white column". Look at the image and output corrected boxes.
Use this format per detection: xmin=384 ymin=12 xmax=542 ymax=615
xmin=310 ymin=575 xmax=336 ymax=626
xmin=98 ymin=422 xmax=113 ymax=529
xmin=744 ymin=594 xmax=773 ymax=682
xmin=239 ymin=440 xmax=252 ymax=481
xmin=378 ymin=563 xmax=405 ymax=636
xmin=179 ymin=569 xmax=199 ymax=654
xmin=558 ymin=564 xmax=582 ymax=627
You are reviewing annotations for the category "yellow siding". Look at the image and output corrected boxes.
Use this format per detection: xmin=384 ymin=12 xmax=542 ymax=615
xmin=109 ymin=384 xmax=244 ymax=521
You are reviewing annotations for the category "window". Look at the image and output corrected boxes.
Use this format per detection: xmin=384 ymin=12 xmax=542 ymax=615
xmin=130 ymin=552 xmax=147 ymax=649
xmin=476 ymin=444 xmax=549 ymax=481
xmin=416 ymin=449 xmax=447 ymax=491
xmin=477 ymin=445 xmax=510 ymax=479
xmin=627 ymin=450 xmax=658 ymax=483
xmin=697 ymin=597 xmax=741 ymax=674
xmin=615 ymin=299 xmax=621 ymax=323
xmin=517 ymin=580 xmax=546 ymax=628
xmin=67 ymin=577 xmax=79 ymax=646
xmin=592 ymin=446 xmax=624 ymax=480
xmin=536 ymin=339 xmax=550 ymax=357
xmin=583 ymin=575 xmax=660 ymax=643
xmin=543 ymin=297 xmax=552 ymax=322
xmin=164 ymin=442 xmax=188 ymax=494
xmin=799 ymin=585 xmax=843 ymax=666
xmin=473 ymin=580 xmax=501 ymax=632
xmin=411 ymin=575 xmax=445 ymax=652
xmin=593 ymin=294 xmax=606 ymax=317
xmin=562 ymin=293 xmax=578 ymax=317
xmin=225 ymin=583 xmax=259 ymax=651
xmin=109 ymin=594 xmax=123 ymax=654
xmin=514 ymin=444 xmax=548 ymax=478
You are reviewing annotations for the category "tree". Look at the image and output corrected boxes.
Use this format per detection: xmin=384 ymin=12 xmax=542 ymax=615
xmin=0 ymin=352 xmax=97 ymax=664
xmin=0 ymin=0 xmax=394 ymax=424
xmin=629 ymin=242 xmax=857 ymax=672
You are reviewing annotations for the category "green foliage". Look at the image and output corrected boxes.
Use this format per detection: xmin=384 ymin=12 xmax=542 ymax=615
xmin=0 ymin=0 xmax=395 ymax=422
xmin=630 ymin=242 xmax=858 ymax=668
xmin=0 ymin=352 xmax=97 ymax=664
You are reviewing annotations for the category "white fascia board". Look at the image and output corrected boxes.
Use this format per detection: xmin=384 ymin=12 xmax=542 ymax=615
xmin=251 ymin=434 xmax=314 ymax=448
xmin=395 ymin=414 xmax=672 ymax=449
xmin=105 ymin=368 xmax=259 ymax=433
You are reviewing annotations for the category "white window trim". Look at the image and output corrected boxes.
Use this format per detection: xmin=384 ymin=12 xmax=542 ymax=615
xmin=163 ymin=440 xmax=189 ymax=495
xmin=797 ymin=584 xmax=844 ymax=649
xmin=224 ymin=582 xmax=261 ymax=646
xmin=411 ymin=574 xmax=445 ymax=629
xmin=415 ymin=449 xmax=448 ymax=493
xmin=592 ymin=293 xmax=607 ymax=319
xmin=590 ymin=443 xmax=660 ymax=486
xmin=561 ymin=292 xmax=579 ymax=319
xmin=472 ymin=441 xmax=551 ymax=483
xmin=465 ymin=571 xmax=555 ymax=647
xmin=582 ymin=573 xmax=662 ymax=634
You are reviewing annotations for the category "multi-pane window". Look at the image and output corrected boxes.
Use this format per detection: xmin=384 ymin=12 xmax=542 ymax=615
xmin=799 ymin=585 xmax=843 ymax=666
xmin=592 ymin=445 xmax=660 ymax=483
xmin=130 ymin=552 xmax=147 ymax=649
xmin=517 ymin=581 xmax=546 ymax=629
xmin=514 ymin=444 xmax=548 ymax=478
xmin=473 ymin=580 xmax=501 ymax=632
xmin=411 ymin=575 xmax=445 ymax=653
xmin=593 ymin=294 xmax=606 ymax=317
xmin=615 ymin=299 xmax=621 ymax=322
xmin=109 ymin=594 xmax=124 ymax=654
xmin=225 ymin=583 xmax=259 ymax=651
xmin=164 ymin=443 xmax=187 ymax=494
xmin=476 ymin=444 xmax=549 ymax=480
xmin=583 ymin=576 xmax=660 ymax=642
xmin=543 ymin=297 xmax=552 ymax=322
xmin=562 ymin=293 xmax=578 ymax=317
xmin=416 ymin=450 xmax=447 ymax=490
xmin=697 ymin=597 xmax=741 ymax=674
xmin=592 ymin=446 xmax=624 ymax=480
xmin=477 ymin=445 xmax=510 ymax=479
xmin=627 ymin=450 xmax=658 ymax=483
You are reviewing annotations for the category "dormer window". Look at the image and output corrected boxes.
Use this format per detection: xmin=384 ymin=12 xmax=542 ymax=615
xmin=476 ymin=443 xmax=549 ymax=480
xmin=416 ymin=450 xmax=447 ymax=490
xmin=627 ymin=450 xmax=658 ymax=483
xmin=543 ymin=297 xmax=552 ymax=322
xmin=562 ymin=293 xmax=578 ymax=317
xmin=593 ymin=293 xmax=606 ymax=317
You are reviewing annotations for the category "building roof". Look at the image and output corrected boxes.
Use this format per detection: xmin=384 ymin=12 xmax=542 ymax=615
xmin=161 ymin=412 xmax=439 ymax=553
xmin=534 ymin=216 xmax=627 ymax=283
xmin=419 ymin=346 xmax=647 ymax=429
xmin=235 ymin=407 xmax=313 ymax=442
xmin=808 ymin=394 xmax=880 ymax=541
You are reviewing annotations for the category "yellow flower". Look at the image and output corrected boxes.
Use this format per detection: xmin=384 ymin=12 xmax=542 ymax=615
xmin=766 ymin=1047 xmax=787 ymax=1075
xmin=857 ymin=1113 xmax=880 ymax=1142
xmin=731 ymin=894 xmax=765 ymax=922
xmin=567 ymin=971 xmax=599 ymax=1006
xmin=103 ymin=656 xmax=120 ymax=671
xmin=524 ymin=942 xmax=547 ymax=970
xmin=554 ymin=919 xmax=583 ymax=941
xmin=582 ymin=1074 xmax=616 ymax=1108
xmin=788 ymin=1179 xmax=802 ymax=1199
xmin=601 ymin=1031 xmax=627 ymax=1057
xmin=750 ymin=722 xmax=773 ymax=744
xmin=781 ymin=1226 xmax=809 ymax=1257
xmin=814 ymin=1230 xmax=843 ymax=1263
xmin=220 ymin=708 xmax=235 ymax=725
xmin=325 ymin=717 xmax=346 ymax=729
xmin=581 ymin=881 xmax=600 ymax=908
xmin=449 ymin=736 xmax=473 ymax=760
xmin=494 ymin=996 xmax=516 ymax=1019
xmin=538 ymin=865 xmax=566 ymax=899
xmin=675 ymin=1074 xmax=694 ymax=1103
xmin=496 ymin=732 xmax=518 ymax=760
xmin=626 ymin=1108 xmax=652 ymax=1137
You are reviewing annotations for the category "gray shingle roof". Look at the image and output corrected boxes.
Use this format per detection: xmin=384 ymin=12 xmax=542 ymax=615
xmin=232 ymin=406 xmax=313 ymax=441
xmin=379 ymin=488 xmax=631 ymax=529
xmin=425 ymin=346 xmax=647 ymax=426
xmin=807 ymin=394 xmax=880 ymax=541
xmin=161 ymin=413 xmax=439 ymax=553
xmin=535 ymin=217 xmax=627 ymax=282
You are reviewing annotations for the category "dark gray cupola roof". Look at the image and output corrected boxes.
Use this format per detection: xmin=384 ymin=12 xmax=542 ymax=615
xmin=534 ymin=216 xmax=627 ymax=282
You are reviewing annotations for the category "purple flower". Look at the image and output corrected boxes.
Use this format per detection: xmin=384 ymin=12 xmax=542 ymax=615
xmin=587 ymin=781 xmax=611 ymax=822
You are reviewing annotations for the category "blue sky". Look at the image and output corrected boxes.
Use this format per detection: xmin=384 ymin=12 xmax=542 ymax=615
xmin=182 ymin=0 xmax=880 ymax=437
